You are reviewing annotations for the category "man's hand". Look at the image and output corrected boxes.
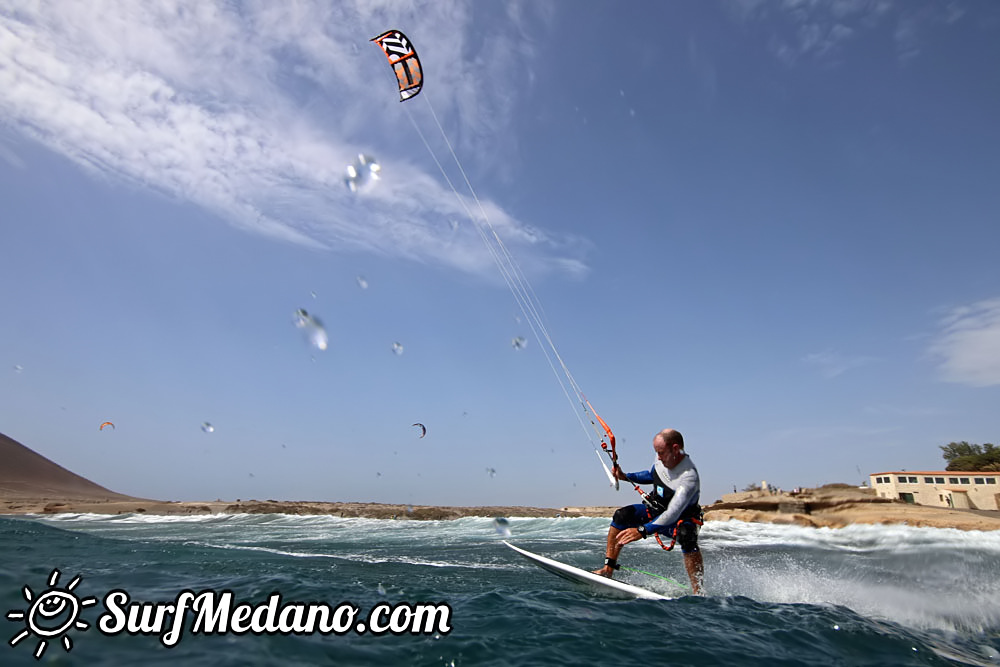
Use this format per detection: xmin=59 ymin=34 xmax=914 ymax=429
xmin=612 ymin=465 xmax=628 ymax=481
xmin=615 ymin=527 xmax=643 ymax=547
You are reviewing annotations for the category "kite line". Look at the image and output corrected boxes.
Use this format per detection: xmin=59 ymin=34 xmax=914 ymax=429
xmin=371 ymin=29 xmax=620 ymax=488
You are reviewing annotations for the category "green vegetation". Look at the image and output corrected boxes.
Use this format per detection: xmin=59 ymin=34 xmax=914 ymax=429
xmin=940 ymin=441 xmax=1000 ymax=472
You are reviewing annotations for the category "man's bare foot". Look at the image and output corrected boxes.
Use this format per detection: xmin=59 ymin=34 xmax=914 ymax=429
xmin=591 ymin=566 xmax=614 ymax=578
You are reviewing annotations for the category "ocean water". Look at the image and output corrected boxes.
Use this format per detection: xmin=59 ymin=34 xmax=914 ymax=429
xmin=2 ymin=514 xmax=999 ymax=666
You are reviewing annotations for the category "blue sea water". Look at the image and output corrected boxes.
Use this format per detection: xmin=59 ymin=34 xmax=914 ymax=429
xmin=2 ymin=513 xmax=999 ymax=666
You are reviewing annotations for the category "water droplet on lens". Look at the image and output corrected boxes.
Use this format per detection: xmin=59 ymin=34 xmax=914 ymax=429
xmin=293 ymin=308 xmax=328 ymax=351
xmin=344 ymin=154 xmax=380 ymax=193
xmin=202 ymin=422 xmax=215 ymax=433
xmin=392 ymin=342 xmax=404 ymax=356
xmin=512 ymin=336 xmax=527 ymax=350
xmin=493 ymin=517 xmax=511 ymax=537
xmin=356 ymin=276 xmax=368 ymax=289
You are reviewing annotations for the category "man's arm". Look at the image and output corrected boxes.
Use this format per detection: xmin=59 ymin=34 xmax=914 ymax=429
xmin=624 ymin=467 xmax=654 ymax=485
xmin=644 ymin=470 xmax=698 ymax=533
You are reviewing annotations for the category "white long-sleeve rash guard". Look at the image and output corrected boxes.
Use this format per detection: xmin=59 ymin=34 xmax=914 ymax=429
xmin=625 ymin=455 xmax=700 ymax=534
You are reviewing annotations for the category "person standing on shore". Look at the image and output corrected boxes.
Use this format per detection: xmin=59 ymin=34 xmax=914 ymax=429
xmin=592 ymin=428 xmax=704 ymax=594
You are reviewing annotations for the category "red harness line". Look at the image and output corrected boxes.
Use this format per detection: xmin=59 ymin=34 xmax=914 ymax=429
xmin=644 ymin=503 xmax=704 ymax=552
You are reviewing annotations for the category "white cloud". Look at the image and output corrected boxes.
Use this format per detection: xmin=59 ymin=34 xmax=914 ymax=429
xmin=728 ymin=0 xmax=872 ymax=64
xmin=0 ymin=0 xmax=586 ymax=278
xmin=802 ymin=349 xmax=877 ymax=378
xmin=730 ymin=0 xmax=967 ymax=65
xmin=929 ymin=298 xmax=1000 ymax=387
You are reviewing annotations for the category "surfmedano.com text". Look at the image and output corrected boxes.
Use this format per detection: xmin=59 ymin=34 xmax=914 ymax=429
xmin=98 ymin=589 xmax=453 ymax=646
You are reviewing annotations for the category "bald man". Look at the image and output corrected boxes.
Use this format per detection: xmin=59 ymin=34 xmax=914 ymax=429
xmin=592 ymin=428 xmax=704 ymax=594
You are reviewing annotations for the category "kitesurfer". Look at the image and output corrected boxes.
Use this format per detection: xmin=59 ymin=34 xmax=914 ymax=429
xmin=592 ymin=428 xmax=704 ymax=594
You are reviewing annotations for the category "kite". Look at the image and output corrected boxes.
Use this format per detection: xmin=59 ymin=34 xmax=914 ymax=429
xmin=412 ymin=423 xmax=426 ymax=438
xmin=99 ymin=421 xmax=114 ymax=431
xmin=371 ymin=30 xmax=423 ymax=101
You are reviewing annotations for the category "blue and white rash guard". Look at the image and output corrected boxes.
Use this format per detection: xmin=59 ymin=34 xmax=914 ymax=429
xmin=625 ymin=454 xmax=701 ymax=533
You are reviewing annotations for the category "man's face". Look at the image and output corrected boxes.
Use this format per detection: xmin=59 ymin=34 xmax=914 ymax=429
xmin=654 ymin=436 xmax=674 ymax=465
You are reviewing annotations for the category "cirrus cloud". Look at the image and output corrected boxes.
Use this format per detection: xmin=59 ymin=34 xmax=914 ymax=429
xmin=0 ymin=0 xmax=585 ymax=280
xmin=929 ymin=298 xmax=1000 ymax=388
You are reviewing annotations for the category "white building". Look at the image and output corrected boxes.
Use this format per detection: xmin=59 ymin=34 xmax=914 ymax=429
xmin=870 ymin=471 xmax=1000 ymax=510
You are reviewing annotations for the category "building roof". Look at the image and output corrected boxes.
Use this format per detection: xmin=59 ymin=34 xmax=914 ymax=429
xmin=870 ymin=471 xmax=1000 ymax=476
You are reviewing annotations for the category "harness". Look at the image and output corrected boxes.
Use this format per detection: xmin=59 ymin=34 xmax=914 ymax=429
xmin=627 ymin=466 xmax=703 ymax=551
xmin=643 ymin=504 xmax=703 ymax=552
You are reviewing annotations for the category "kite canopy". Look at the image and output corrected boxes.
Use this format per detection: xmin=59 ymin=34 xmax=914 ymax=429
xmin=371 ymin=29 xmax=423 ymax=101
xmin=412 ymin=423 xmax=426 ymax=438
xmin=99 ymin=421 xmax=114 ymax=431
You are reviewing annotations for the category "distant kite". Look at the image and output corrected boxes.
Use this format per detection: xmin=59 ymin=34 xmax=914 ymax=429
xmin=99 ymin=421 xmax=114 ymax=431
xmin=412 ymin=423 xmax=426 ymax=438
xmin=371 ymin=29 xmax=423 ymax=101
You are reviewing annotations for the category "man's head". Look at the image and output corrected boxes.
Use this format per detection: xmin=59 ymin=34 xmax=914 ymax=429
xmin=653 ymin=428 xmax=685 ymax=468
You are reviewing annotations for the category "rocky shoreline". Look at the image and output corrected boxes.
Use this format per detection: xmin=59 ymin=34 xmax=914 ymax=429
xmin=2 ymin=485 xmax=999 ymax=531
xmin=703 ymin=485 xmax=1000 ymax=531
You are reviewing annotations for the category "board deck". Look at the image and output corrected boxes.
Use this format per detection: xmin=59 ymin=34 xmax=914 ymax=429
xmin=503 ymin=541 xmax=673 ymax=600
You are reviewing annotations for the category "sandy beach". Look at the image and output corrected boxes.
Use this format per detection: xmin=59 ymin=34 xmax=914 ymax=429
xmin=3 ymin=432 xmax=999 ymax=530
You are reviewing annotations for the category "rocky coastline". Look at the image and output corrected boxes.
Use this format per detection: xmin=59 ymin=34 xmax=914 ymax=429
xmin=3 ymin=485 xmax=999 ymax=531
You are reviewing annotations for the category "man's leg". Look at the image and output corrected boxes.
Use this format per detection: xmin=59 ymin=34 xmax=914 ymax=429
xmin=683 ymin=550 xmax=704 ymax=594
xmin=592 ymin=525 xmax=623 ymax=578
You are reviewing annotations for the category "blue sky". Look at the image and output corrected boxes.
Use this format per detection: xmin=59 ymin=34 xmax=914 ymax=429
xmin=1 ymin=1 xmax=998 ymax=508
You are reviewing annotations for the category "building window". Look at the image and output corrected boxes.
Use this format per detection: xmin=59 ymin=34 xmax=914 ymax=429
xmin=908 ymin=476 xmax=918 ymax=484
xmin=898 ymin=476 xmax=907 ymax=483
xmin=949 ymin=478 xmax=959 ymax=484
xmin=924 ymin=477 xmax=933 ymax=483
xmin=987 ymin=478 xmax=997 ymax=485
xmin=960 ymin=478 xmax=970 ymax=484
xmin=975 ymin=478 xmax=985 ymax=485
xmin=935 ymin=477 xmax=945 ymax=484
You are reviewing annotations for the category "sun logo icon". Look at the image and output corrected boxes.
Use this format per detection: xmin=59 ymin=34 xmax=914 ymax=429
xmin=7 ymin=569 xmax=97 ymax=660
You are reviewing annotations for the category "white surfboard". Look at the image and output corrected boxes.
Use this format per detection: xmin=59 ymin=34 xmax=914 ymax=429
xmin=504 ymin=541 xmax=673 ymax=600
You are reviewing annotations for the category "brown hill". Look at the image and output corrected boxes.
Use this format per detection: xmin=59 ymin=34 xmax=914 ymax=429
xmin=0 ymin=432 xmax=137 ymax=500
